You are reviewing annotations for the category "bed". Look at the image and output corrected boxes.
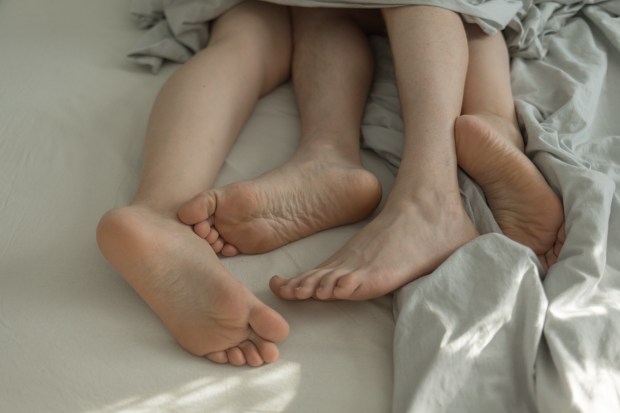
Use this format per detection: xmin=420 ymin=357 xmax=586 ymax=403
xmin=1 ymin=0 xmax=618 ymax=412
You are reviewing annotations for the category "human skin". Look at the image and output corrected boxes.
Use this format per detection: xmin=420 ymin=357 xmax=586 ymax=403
xmin=96 ymin=1 xmax=293 ymax=367
xmin=267 ymin=7 xmax=563 ymax=299
xmin=178 ymin=6 xmax=565 ymax=303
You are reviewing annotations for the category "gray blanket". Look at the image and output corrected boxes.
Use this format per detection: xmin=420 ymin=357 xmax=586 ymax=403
xmin=128 ymin=1 xmax=620 ymax=411
xmin=128 ymin=0 xmax=514 ymax=73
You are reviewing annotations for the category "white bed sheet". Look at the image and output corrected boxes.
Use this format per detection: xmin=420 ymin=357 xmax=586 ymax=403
xmin=2 ymin=0 xmax=619 ymax=412
xmin=0 ymin=1 xmax=395 ymax=412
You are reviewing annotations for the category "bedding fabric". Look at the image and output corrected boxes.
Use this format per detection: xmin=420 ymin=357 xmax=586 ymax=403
xmin=128 ymin=0 xmax=521 ymax=73
xmin=126 ymin=0 xmax=620 ymax=412
xmin=388 ymin=3 xmax=620 ymax=411
xmin=370 ymin=3 xmax=620 ymax=412
xmin=1 ymin=0 xmax=619 ymax=412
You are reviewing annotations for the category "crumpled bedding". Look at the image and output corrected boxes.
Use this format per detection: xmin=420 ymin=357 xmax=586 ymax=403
xmin=128 ymin=0 xmax=521 ymax=73
xmin=127 ymin=1 xmax=620 ymax=411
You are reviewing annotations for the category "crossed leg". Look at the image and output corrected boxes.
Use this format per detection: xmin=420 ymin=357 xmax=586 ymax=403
xmin=96 ymin=2 xmax=291 ymax=366
xmin=270 ymin=6 xmax=479 ymax=300
xmin=177 ymin=8 xmax=383 ymax=256
xmin=454 ymin=25 xmax=565 ymax=269
xmin=270 ymin=12 xmax=565 ymax=302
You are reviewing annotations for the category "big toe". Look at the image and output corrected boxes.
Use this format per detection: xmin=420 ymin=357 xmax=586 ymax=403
xmin=268 ymin=275 xmax=289 ymax=298
xmin=251 ymin=338 xmax=281 ymax=365
xmin=178 ymin=191 xmax=217 ymax=225
xmin=269 ymin=275 xmax=308 ymax=300
xmin=244 ymin=305 xmax=289 ymax=364
xmin=248 ymin=304 xmax=289 ymax=344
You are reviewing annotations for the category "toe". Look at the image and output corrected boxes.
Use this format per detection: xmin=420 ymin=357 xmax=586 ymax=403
xmin=206 ymin=227 xmax=220 ymax=244
xmin=211 ymin=238 xmax=225 ymax=253
xmin=538 ymin=253 xmax=550 ymax=272
xmin=540 ymin=224 xmax=566 ymax=271
xmin=294 ymin=273 xmax=323 ymax=300
xmin=206 ymin=351 xmax=228 ymax=364
xmin=315 ymin=270 xmax=345 ymax=300
xmin=554 ymin=225 xmax=566 ymax=257
xmin=239 ymin=341 xmax=264 ymax=367
xmin=284 ymin=274 xmax=314 ymax=300
xmin=333 ymin=272 xmax=364 ymax=300
xmin=271 ymin=270 xmax=337 ymax=300
xmin=226 ymin=347 xmax=246 ymax=366
xmin=178 ymin=191 xmax=217 ymax=225
xmin=269 ymin=275 xmax=301 ymax=300
xmin=293 ymin=271 xmax=330 ymax=300
xmin=543 ymin=244 xmax=560 ymax=270
xmin=193 ymin=221 xmax=211 ymax=239
xmin=248 ymin=304 xmax=290 ymax=344
xmin=221 ymin=243 xmax=239 ymax=257
xmin=253 ymin=338 xmax=280 ymax=364
xmin=554 ymin=239 xmax=563 ymax=257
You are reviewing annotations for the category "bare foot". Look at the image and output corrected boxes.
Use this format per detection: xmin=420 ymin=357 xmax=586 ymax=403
xmin=96 ymin=206 xmax=289 ymax=366
xmin=177 ymin=148 xmax=382 ymax=256
xmin=269 ymin=198 xmax=479 ymax=301
xmin=454 ymin=113 xmax=565 ymax=269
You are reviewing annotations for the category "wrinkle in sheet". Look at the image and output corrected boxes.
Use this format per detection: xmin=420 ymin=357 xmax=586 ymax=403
xmin=128 ymin=0 xmax=523 ymax=73
xmin=123 ymin=1 xmax=620 ymax=411
xmin=526 ymin=9 xmax=620 ymax=411
xmin=393 ymin=236 xmax=544 ymax=413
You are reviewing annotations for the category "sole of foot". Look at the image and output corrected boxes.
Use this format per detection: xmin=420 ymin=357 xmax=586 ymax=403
xmin=454 ymin=114 xmax=565 ymax=269
xmin=178 ymin=155 xmax=382 ymax=256
xmin=97 ymin=205 xmax=289 ymax=366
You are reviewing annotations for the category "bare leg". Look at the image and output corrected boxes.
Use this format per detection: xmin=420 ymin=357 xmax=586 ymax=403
xmin=177 ymin=8 xmax=383 ymax=256
xmin=96 ymin=2 xmax=291 ymax=366
xmin=454 ymin=25 xmax=565 ymax=269
xmin=271 ymin=6 xmax=479 ymax=300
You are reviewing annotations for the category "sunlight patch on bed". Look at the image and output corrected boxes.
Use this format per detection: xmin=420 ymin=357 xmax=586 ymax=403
xmin=564 ymin=357 xmax=620 ymax=411
xmin=441 ymin=311 xmax=511 ymax=360
xmin=88 ymin=362 xmax=301 ymax=413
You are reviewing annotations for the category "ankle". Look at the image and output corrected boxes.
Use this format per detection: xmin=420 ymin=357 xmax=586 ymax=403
xmin=385 ymin=187 xmax=464 ymax=217
xmin=128 ymin=198 xmax=182 ymax=220
xmin=461 ymin=110 xmax=519 ymax=130
xmin=296 ymin=133 xmax=362 ymax=162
